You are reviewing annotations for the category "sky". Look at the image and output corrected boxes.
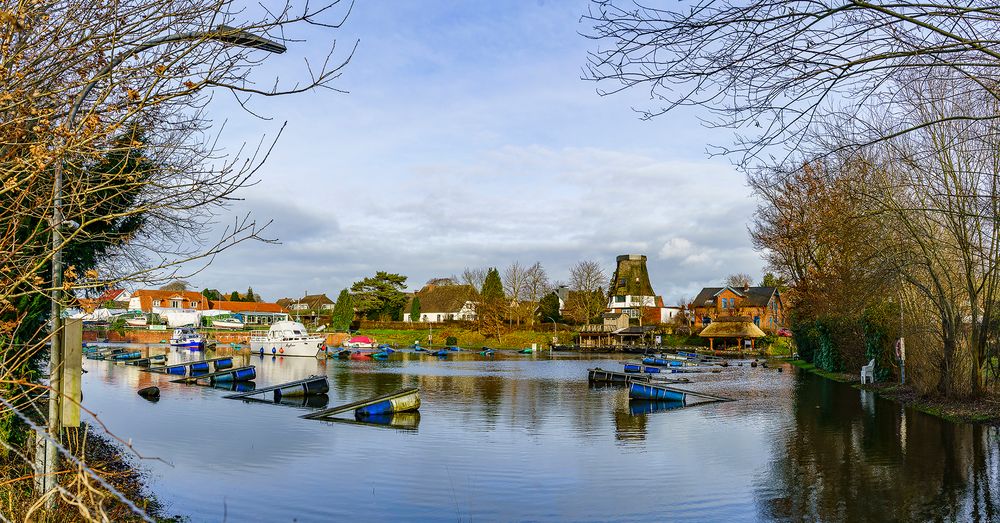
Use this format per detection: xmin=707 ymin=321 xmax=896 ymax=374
xmin=182 ymin=0 xmax=764 ymax=303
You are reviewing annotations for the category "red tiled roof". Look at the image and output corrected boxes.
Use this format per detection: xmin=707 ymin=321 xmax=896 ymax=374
xmin=209 ymin=300 xmax=288 ymax=313
xmin=132 ymin=289 xmax=209 ymax=311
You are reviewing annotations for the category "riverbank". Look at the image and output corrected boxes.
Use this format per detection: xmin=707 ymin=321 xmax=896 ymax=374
xmin=789 ymin=359 xmax=1000 ymax=425
xmin=0 ymin=425 xmax=178 ymax=521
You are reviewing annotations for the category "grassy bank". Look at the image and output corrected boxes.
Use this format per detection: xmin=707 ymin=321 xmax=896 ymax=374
xmin=358 ymin=327 xmax=575 ymax=349
xmin=789 ymin=360 xmax=1000 ymax=425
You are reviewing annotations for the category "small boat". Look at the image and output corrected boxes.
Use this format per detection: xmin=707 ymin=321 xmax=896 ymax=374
xmin=302 ymin=387 xmax=420 ymax=421
xmin=210 ymin=366 xmax=257 ymax=383
xmin=628 ymin=382 xmax=733 ymax=404
xmin=377 ymin=344 xmax=395 ymax=354
xmin=170 ymin=327 xmax=205 ymax=349
xmin=430 ymin=349 xmax=449 ymax=357
xmin=249 ymin=320 xmax=326 ymax=357
xmin=623 ymin=363 xmax=661 ymax=374
xmin=480 ymin=348 xmax=495 ymax=357
xmin=412 ymin=346 xmax=427 ymax=352
xmin=210 ymin=314 xmax=245 ymax=330
xmin=446 ymin=346 xmax=461 ymax=352
xmin=518 ymin=348 xmax=534 ymax=354
xmin=125 ymin=316 xmax=148 ymax=327
xmin=111 ymin=351 xmax=142 ymax=361
xmin=343 ymin=335 xmax=378 ymax=350
xmin=372 ymin=351 xmax=390 ymax=360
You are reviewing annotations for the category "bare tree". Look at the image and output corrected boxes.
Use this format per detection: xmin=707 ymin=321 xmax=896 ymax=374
xmin=502 ymin=261 xmax=530 ymax=302
xmin=0 ymin=0 xmax=355 ymax=518
xmin=460 ymin=267 xmax=487 ymax=290
xmin=159 ymin=280 xmax=190 ymax=292
xmin=524 ymin=262 xmax=551 ymax=302
xmin=724 ymin=273 xmax=754 ymax=289
xmin=566 ymin=260 xmax=607 ymax=325
xmin=583 ymin=1 xmax=1000 ymax=164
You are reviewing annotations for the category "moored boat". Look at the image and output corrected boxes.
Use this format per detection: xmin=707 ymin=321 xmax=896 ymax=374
xmin=623 ymin=363 xmax=661 ymax=374
xmin=209 ymin=314 xmax=245 ymax=329
xmin=343 ymin=335 xmax=377 ymax=350
xmin=170 ymin=327 xmax=205 ymax=349
xmin=249 ymin=320 xmax=326 ymax=357
xmin=629 ymin=382 xmax=687 ymax=403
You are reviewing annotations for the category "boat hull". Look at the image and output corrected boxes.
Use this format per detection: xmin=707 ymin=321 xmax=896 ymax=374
xmin=355 ymin=391 xmax=420 ymax=416
xmin=250 ymin=336 xmax=325 ymax=357
xmin=629 ymin=382 xmax=686 ymax=403
xmin=211 ymin=366 xmax=256 ymax=383
xmin=211 ymin=320 xmax=245 ymax=329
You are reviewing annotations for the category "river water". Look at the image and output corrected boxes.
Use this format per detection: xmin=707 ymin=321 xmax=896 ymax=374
xmin=81 ymin=347 xmax=999 ymax=522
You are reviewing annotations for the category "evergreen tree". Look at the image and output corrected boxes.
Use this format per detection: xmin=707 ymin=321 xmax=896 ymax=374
xmin=246 ymin=286 xmax=256 ymax=302
xmin=479 ymin=268 xmax=506 ymax=341
xmin=410 ymin=296 xmax=422 ymax=322
xmin=350 ymin=271 xmax=408 ymax=320
xmin=230 ymin=291 xmax=240 ymax=301
xmin=331 ymin=288 xmax=355 ymax=331
xmin=538 ymin=292 xmax=562 ymax=324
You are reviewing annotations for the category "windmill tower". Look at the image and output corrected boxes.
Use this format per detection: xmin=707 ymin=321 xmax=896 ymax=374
xmin=608 ymin=254 xmax=658 ymax=319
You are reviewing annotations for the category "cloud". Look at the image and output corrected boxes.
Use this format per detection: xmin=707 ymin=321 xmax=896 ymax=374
xmin=172 ymin=1 xmax=765 ymax=303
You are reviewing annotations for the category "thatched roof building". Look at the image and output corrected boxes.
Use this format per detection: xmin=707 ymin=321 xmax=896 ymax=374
xmin=699 ymin=316 xmax=767 ymax=351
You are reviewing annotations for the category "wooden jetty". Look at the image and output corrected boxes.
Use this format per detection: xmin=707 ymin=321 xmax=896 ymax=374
xmin=628 ymin=382 xmax=734 ymax=405
xmin=223 ymin=375 xmax=329 ymax=400
xmin=170 ymin=365 xmax=256 ymax=384
xmin=301 ymin=387 xmax=420 ymax=420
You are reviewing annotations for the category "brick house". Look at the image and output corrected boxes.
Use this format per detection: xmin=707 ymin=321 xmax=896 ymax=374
xmin=128 ymin=290 xmax=209 ymax=312
xmin=689 ymin=285 xmax=786 ymax=332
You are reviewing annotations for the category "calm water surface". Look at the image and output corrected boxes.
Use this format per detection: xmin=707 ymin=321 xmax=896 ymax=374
xmin=81 ymin=347 xmax=999 ymax=522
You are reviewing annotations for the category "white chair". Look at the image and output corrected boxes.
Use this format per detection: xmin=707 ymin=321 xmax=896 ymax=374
xmin=860 ymin=359 xmax=875 ymax=384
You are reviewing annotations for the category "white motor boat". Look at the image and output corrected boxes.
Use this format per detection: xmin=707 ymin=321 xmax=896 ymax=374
xmin=125 ymin=316 xmax=148 ymax=327
xmin=210 ymin=315 xmax=245 ymax=329
xmin=170 ymin=327 xmax=205 ymax=349
xmin=249 ymin=321 xmax=327 ymax=357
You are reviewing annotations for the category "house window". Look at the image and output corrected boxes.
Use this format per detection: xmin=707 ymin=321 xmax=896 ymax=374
xmin=754 ymin=316 xmax=760 ymax=326
xmin=170 ymin=300 xmax=180 ymax=308
xmin=703 ymin=316 xmax=711 ymax=325
xmin=615 ymin=295 xmax=625 ymax=303
xmin=436 ymin=314 xmax=442 ymax=322
xmin=721 ymin=298 xmax=728 ymax=309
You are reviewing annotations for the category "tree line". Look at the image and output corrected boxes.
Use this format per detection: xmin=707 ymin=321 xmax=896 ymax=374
xmin=584 ymin=0 xmax=1000 ymax=399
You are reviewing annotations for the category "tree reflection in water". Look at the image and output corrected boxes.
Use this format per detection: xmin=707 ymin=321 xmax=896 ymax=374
xmin=758 ymin=372 xmax=998 ymax=521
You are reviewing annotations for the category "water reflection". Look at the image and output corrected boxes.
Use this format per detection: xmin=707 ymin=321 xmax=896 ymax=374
xmin=758 ymin=372 xmax=999 ymax=522
xmin=78 ymin=347 xmax=999 ymax=522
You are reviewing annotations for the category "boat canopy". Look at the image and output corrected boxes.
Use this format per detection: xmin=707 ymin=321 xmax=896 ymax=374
xmin=268 ymin=320 xmax=310 ymax=338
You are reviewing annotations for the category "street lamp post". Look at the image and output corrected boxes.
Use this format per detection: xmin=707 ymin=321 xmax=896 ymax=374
xmin=546 ymin=316 xmax=558 ymax=349
xmin=44 ymin=25 xmax=285 ymax=502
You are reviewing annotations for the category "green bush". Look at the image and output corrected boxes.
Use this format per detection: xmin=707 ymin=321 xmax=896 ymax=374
xmin=445 ymin=335 xmax=458 ymax=346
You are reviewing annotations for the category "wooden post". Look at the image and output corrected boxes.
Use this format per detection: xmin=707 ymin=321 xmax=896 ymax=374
xmin=709 ymin=338 xmax=714 ymax=350
xmin=62 ymin=318 xmax=82 ymax=427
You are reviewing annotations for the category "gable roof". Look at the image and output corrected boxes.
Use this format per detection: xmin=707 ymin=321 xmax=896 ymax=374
xmin=209 ymin=300 xmax=288 ymax=314
xmin=132 ymin=289 xmax=209 ymax=311
xmin=408 ymin=283 xmax=478 ymax=313
xmin=96 ymin=288 xmax=127 ymax=302
xmin=693 ymin=286 xmax=778 ymax=308
xmin=297 ymin=294 xmax=334 ymax=310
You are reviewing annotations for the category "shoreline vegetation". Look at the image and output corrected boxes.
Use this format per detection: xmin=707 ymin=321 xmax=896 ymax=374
xmin=0 ymin=425 xmax=179 ymax=521
xmin=789 ymin=360 xmax=1000 ymax=426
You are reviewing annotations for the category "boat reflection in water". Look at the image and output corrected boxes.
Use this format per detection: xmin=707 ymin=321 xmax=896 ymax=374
xmin=277 ymin=394 xmax=330 ymax=409
xmin=212 ymin=381 xmax=256 ymax=393
xmin=629 ymin=399 xmax=685 ymax=416
xmin=316 ymin=411 xmax=422 ymax=431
